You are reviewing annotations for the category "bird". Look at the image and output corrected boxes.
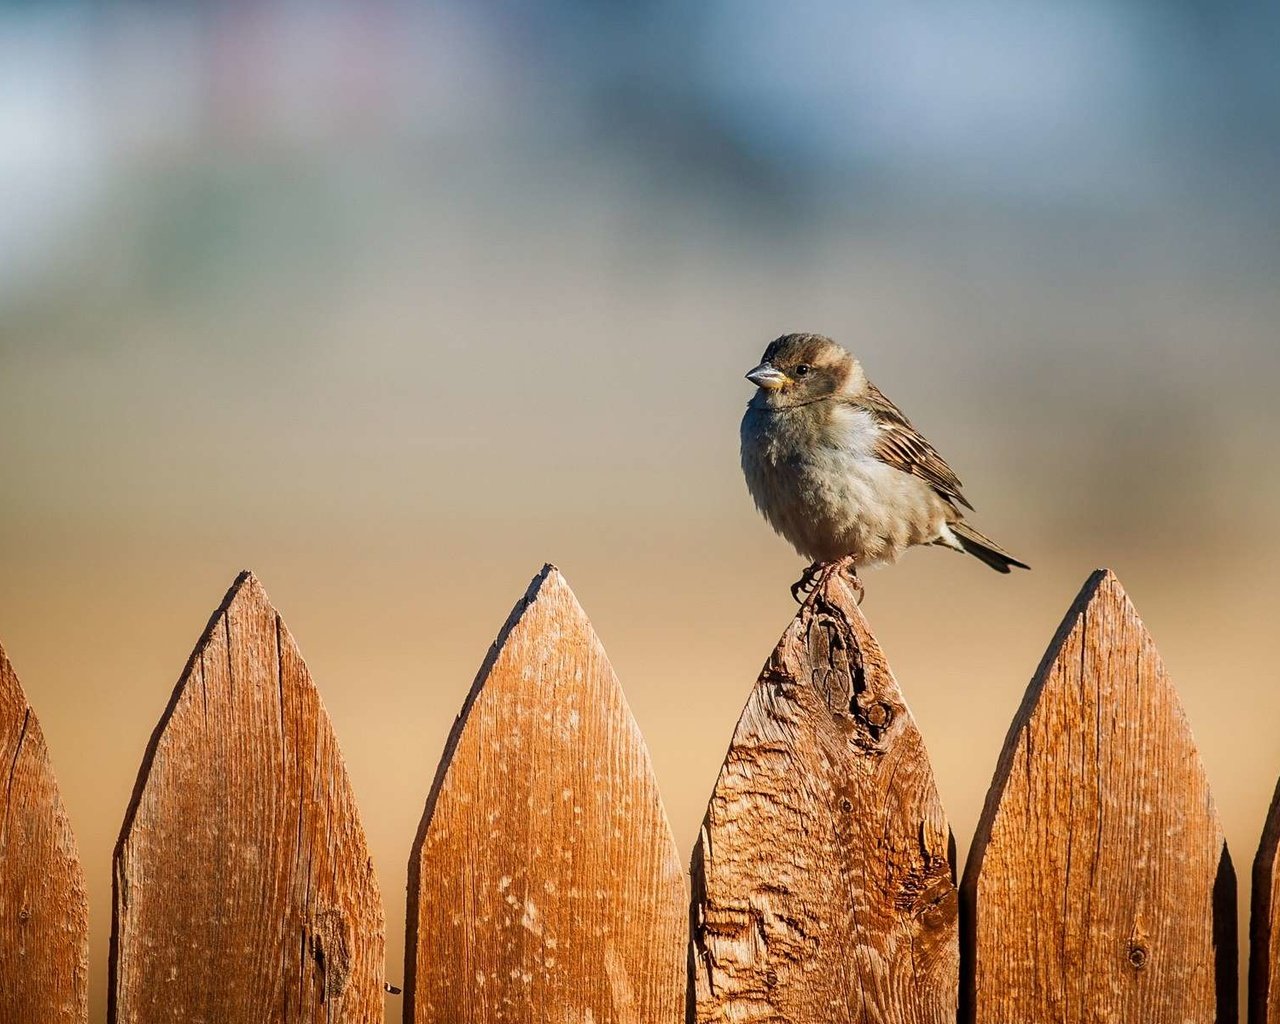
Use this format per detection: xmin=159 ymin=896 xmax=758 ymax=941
xmin=740 ymin=332 xmax=1028 ymax=600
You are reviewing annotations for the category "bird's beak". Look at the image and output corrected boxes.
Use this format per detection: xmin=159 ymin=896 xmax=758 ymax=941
xmin=745 ymin=364 xmax=788 ymax=391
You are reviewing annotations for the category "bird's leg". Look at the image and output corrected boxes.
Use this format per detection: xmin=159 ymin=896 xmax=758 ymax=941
xmin=834 ymin=555 xmax=866 ymax=604
xmin=790 ymin=557 xmax=864 ymax=604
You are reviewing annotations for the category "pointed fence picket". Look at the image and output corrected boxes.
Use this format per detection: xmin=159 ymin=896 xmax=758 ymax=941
xmin=690 ymin=568 xmax=957 ymax=1022
xmin=405 ymin=564 xmax=687 ymax=1023
xmin=1252 ymin=786 xmax=1280 ymax=1024
xmin=1 ymin=565 xmax=1278 ymax=1022
xmin=961 ymin=569 xmax=1236 ymax=1022
xmin=110 ymin=572 xmax=385 ymax=1023
xmin=0 ymin=642 xmax=89 ymax=1023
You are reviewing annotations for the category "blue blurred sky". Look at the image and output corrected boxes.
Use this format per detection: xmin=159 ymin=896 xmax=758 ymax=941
xmin=3 ymin=0 xmax=1279 ymax=298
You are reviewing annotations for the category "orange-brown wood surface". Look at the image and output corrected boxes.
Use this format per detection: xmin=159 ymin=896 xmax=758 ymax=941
xmin=406 ymin=565 xmax=686 ymax=1023
xmin=1252 ymin=781 xmax=1280 ymax=1023
xmin=962 ymin=569 xmax=1235 ymax=1023
xmin=691 ymin=570 xmax=958 ymax=1023
xmin=111 ymin=572 xmax=385 ymax=1023
xmin=0 ymin=641 xmax=89 ymax=1022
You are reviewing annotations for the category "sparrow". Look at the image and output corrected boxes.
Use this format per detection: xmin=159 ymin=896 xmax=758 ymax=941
xmin=740 ymin=332 xmax=1029 ymax=599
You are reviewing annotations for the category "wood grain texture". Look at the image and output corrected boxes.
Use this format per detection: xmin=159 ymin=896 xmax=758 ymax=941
xmin=0 ymin=640 xmax=89 ymax=1022
xmin=962 ymin=569 xmax=1235 ymax=1023
xmin=691 ymin=569 xmax=958 ymax=1023
xmin=111 ymin=572 xmax=385 ymax=1024
xmin=406 ymin=564 xmax=686 ymax=1024
xmin=1251 ymin=780 xmax=1280 ymax=1023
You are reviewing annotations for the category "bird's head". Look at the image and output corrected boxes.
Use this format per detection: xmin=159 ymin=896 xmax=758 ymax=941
xmin=745 ymin=333 xmax=862 ymax=408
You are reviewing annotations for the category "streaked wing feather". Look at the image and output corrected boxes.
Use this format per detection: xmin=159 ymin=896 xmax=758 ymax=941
xmin=858 ymin=381 xmax=974 ymax=511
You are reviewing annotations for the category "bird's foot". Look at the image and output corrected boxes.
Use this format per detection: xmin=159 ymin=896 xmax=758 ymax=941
xmin=790 ymin=562 xmax=826 ymax=603
xmin=791 ymin=557 xmax=863 ymax=604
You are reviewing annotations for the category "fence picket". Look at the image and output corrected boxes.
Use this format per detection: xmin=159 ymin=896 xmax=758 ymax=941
xmin=1251 ymin=782 xmax=1280 ymax=1022
xmin=405 ymin=564 xmax=686 ymax=1023
xmin=691 ymin=569 xmax=958 ymax=1022
xmin=0 ymin=641 xmax=89 ymax=1022
xmin=110 ymin=571 xmax=385 ymax=1023
xmin=962 ymin=569 xmax=1235 ymax=1022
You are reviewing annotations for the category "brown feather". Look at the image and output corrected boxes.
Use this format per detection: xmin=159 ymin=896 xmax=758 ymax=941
xmin=854 ymin=381 xmax=974 ymax=511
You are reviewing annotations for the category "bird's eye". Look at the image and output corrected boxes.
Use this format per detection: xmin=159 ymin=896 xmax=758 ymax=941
xmin=794 ymin=364 xmax=811 ymax=377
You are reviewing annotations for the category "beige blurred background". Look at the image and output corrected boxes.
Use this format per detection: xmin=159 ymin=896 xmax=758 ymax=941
xmin=2 ymin=2 xmax=1279 ymax=1019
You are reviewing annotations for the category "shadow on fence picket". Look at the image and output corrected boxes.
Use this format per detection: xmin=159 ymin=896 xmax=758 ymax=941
xmin=0 ymin=564 xmax=1263 ymax=1022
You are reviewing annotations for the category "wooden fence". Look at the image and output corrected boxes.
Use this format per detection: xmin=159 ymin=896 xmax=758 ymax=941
xmin=0 ymin=564 xmax=1268 ymax=1021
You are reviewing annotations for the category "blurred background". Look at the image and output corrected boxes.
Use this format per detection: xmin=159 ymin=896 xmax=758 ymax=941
xmin=2 ymin=0 xmax=1278 ymax=1017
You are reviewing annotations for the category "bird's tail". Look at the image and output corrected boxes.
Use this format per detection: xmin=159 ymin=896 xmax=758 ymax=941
xmin=950 ymin=521 xmax=1030 ymax=573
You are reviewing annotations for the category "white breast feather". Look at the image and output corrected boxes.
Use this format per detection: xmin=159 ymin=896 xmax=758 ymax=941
xmin=827 ymin=404 xmax=884 ymax=461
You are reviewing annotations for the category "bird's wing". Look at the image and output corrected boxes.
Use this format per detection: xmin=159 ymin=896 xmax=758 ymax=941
xmin=856 ymin=381 xmax=974 ymax=511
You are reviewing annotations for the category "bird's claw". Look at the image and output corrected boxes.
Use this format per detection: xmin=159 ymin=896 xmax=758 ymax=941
xmin=790 ymin=563 xmax=824 ymax=602
xmin=791 ymin=557 xmax=864 ymax=604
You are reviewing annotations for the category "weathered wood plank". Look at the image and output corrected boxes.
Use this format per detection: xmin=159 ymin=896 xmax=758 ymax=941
xmin=962 ymin=569 xmax=1235 ymax=1023
xmin=0 ymin=640 xmax=89 ymax=1022
xmin=691 ymin=569 xmax=958 ymax=1023
xmin=1251 ymin=780 xmax=1280 ymax=1023
xmin=406 ymin=564 xmax=686 ymax=1023
xmin=111 ymin=571 xmax=385 ymax=1023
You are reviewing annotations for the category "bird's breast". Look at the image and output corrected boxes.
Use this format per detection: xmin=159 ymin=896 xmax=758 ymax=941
xmin=740 ymin=401 xmax=945 ymax=563
xmin=741 ymin=401 xmax=880 ymax=470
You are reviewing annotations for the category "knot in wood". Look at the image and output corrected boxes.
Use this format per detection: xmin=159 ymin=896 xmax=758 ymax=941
xmin=894 ymin=862 xmax=955 ymax=917
xmin=1127 ymin=940 xmax=1149 ymax=971
xmin=865 ymin=701 xmax=892 ymax=728
xmin=311 ymin=908 xmax=353 ymax=1001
